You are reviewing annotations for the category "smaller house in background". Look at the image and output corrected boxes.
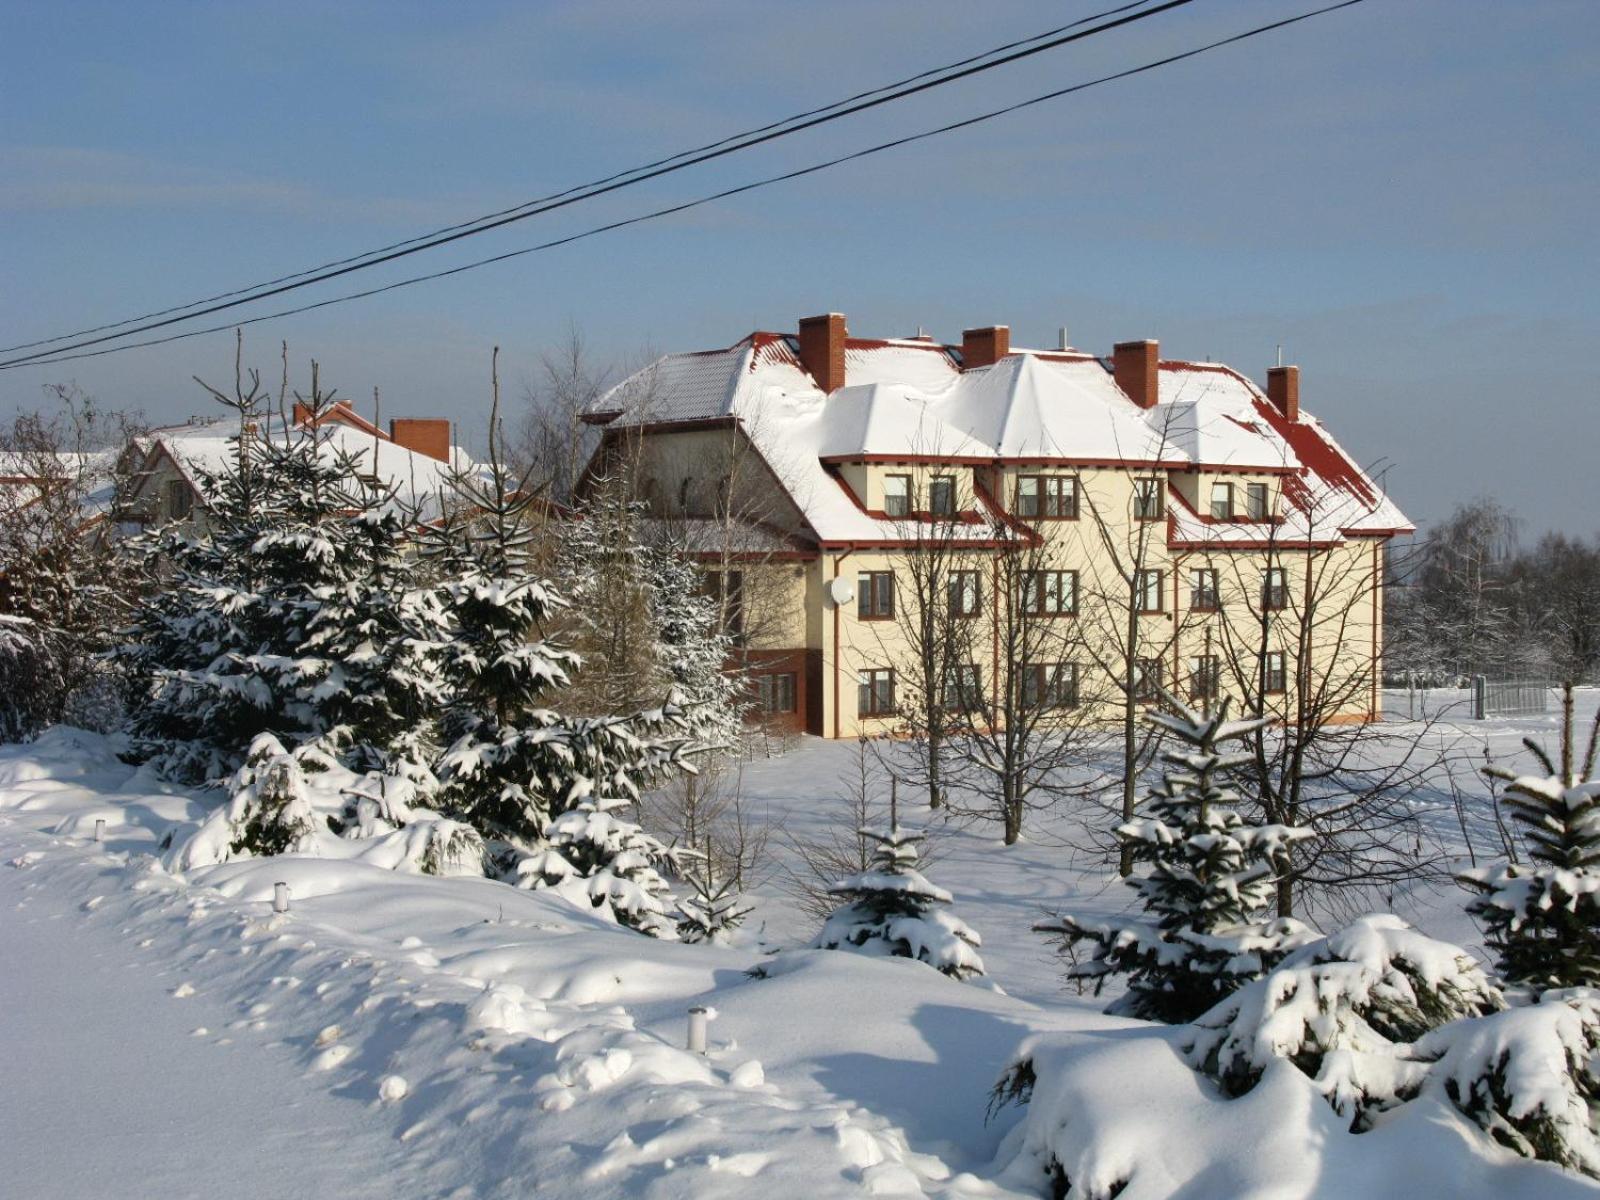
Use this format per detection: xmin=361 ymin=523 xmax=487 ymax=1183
xmin=122 ymin=400 xmax=473 ymax=528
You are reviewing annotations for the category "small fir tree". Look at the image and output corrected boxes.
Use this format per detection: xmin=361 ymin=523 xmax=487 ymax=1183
xmin=813 ymin=823 xmax=985 ymax=981
xmin=1037 ymin=694 xmax=1314 ymax=1023
xmin=1461 ymin=687 xmax=1600 ymax=992
xmin=676 ymin=861 xmax=752 ymax=944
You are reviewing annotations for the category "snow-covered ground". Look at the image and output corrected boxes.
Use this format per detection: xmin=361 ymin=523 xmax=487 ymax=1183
xmin=3 ymin=692 xmax=1596 ymax=1198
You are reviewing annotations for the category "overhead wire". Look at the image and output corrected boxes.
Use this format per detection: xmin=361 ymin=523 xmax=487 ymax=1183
xmin=2 ymin=0 xmax=1368 ymax=373
xmin=0 ymin=0 xmax=1186 ymax=362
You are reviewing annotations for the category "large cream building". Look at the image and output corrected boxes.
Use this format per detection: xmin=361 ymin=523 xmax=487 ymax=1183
xmin=582 ymin=313 xmax=1411 ymax=739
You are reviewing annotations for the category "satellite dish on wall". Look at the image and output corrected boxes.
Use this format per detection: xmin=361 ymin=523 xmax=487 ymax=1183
xmin=827 ymin=577 xmax=855 ymax=607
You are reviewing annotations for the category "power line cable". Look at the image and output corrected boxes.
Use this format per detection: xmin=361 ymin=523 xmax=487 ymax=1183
xmin=3 ymin=0 xmax=1368 ymax=374
xmin=0 ymin=0 xmax=1191 ymax=365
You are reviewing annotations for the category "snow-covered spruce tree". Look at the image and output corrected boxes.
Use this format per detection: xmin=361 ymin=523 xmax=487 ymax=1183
xmin=640 ymin=534 xmax=743 ymax=751
xmin=297 ymin=483 xmax=453 ymax=786
xmin=0 ymin=616 xmax=63 ymax=743
xmin=813 ymin=823 xmax=985 ymax=981
xmin=1184 ymin=914 xmax=1502 ymax=1126
xmin=114 ymin=366 xmax=295 ymax=782
xmin=517 ymin=795 xmax=686 ymax=938
xmin=1037 ymin=694 xmax=1314 ymax=1023
xmin=117 ymin=363 xmax=435 ymax=784
xmin=676 ymin=860 xmax=753 ymax=944
xmin=431 ymin=350 xmax=697 ymax=861
xmin=1461 ymin=697 xmax=1600 ymax=993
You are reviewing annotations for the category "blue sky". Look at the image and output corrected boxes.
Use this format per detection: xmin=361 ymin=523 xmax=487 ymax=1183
xmin=2 ymin=0 xmax=1595 ymax=536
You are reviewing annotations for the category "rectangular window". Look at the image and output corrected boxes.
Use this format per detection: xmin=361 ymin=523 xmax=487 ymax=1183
xmin=929 ymin=475 xmax=956 ymax=517
xmin=1136 ymin=569 xmax=1165 ymax=614
xmin=1134 ymin=658 xmax=1164 ymax=702
xmin=1190 ymin=655 xmax=1221 ymax=701
xmin=1262 ymin=566 xmax=1289 ymax=611
xmin=1246 ymin=482 xmax=1270 ymax=521
xmin=1021 ymin=569 xmax=1078 ymax=616
xmin=948 ymin=570 xmax=981 ymax=619
xmin=1133 ymin=477 xmax=1164 ymax=520
xmin=1190 ymin=567 xmax=1219 ymax=611
xmin=942 ymin=663 xmax=982 ymax=711
xmin=1210 ymin=481 xmax=1234 ymax=520
xmin=858 ymin=668 xmax=896 ymax=717
xmin=1263 ymin=650 xmax=1287 ymax=694
xmin=756 ymin=673 xmax=797 ymax=713
xmin=1023 ymin=662 xmax=1079 ymax=710
xmin=1016 ymin=475 xmax=1077 ymax=519
xmin=858 ymin=571 xmax=895 ymax=620
xmin=1015 ymin=475 xmax=1040 ymax=518
xmin=883 ymin=474 xmax=911 ymax=518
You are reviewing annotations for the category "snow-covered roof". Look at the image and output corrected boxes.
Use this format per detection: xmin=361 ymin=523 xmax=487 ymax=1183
xmin=587 ymin=329 xmax=1411 ymax=547
xmin=140 ymin=412 xmax=478 ymax=524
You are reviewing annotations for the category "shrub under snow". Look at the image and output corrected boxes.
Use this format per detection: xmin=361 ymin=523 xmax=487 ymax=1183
xmin=1184 ymin=914 xmax=1502 ymax=1124
xmin=161 ymin=732 xmax=486 ymax=878
xmin=517 ymin=796 xmax=685 ymax=939
xmin=1417 ymin=989 xmax=1600 ymax=1178
xmin=164 ymin=733 xmax=320 ymax=870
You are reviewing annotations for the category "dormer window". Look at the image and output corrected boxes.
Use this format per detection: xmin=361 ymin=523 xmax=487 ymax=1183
xmin=928 ymin=475 xmax=956 ymax=517
xmin=883 ymin=474 xmax=911 ymax=518
xmin=1247 ymin=482 xmax=1270 ymax=521
xmin=1210 ymin=481 xmax=1234 ymax=520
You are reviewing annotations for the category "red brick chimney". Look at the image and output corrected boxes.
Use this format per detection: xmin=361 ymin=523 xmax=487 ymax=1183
xmin=389 ymin=418 xmax=452 ymax=463
xmin=1113 ymin=339 xmax=1159 ymax=409
xmin=961 ymin=325 xmax=1010 ymax=370
xmin=798 ymin=313 xmax=847 ymax=394
xmin=1266 ymin=365 xmax=1300 ymax=422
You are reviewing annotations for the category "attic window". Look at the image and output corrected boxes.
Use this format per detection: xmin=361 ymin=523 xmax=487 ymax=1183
xmin=929 ymin=475 xmax=956 ymax=517
xmin=883 ymin=474 xmax=911 ymax=518
xmin=164 ymin=478 xmax=193 ymax=520
xmin=1247 ymin=482 xmax=1270 ymax=521
xmin=1210 ymin=481 xmax=1234 ymax=520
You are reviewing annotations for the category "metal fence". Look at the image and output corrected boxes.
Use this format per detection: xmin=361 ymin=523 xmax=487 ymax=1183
xmin=1472 ymin=675 xmax=1552 ymax=720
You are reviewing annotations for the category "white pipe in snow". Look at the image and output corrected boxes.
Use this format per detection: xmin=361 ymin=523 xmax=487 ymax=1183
xmin=687 ymin=1006 xmax=711 ymax=1055
xmin=93 ymin=819 xmax=106 ymax=843
xmin=273 ymin=882 xmax=291 ymax=914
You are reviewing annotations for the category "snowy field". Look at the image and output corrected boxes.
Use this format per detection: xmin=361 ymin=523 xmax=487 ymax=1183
xmin=2 ymin=690 xmax=1596 ymax=1199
